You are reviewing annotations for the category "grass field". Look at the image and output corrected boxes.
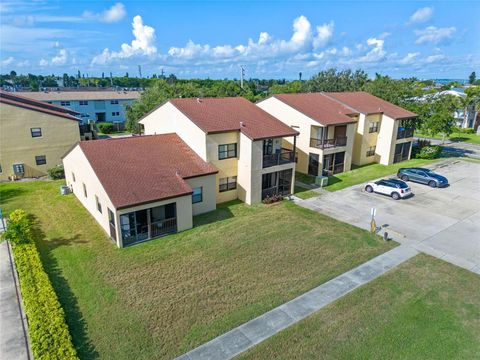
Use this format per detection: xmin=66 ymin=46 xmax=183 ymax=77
xmin=240 ymin=254 xmax=480 ymax=359
xmin=293 ymin=185 xmax=320 ymax=199
xmin=324 ymin=158 xmax=442 ymax=192
xmin=416 ymin=131 xmax=480 ymax=145
xmin=0 ymin=180 xmax=395 ymax=359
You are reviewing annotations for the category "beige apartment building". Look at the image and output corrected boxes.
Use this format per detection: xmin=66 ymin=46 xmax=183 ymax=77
xmin=0 ymin=91 xmax=81 ymax=181
xmin=258 ymin=92 xmax=416 ymax=177
xmin=63 ymin=134 xmax=218 ymax=247
xmin=140 ymin=97 xmax=299 ymax=205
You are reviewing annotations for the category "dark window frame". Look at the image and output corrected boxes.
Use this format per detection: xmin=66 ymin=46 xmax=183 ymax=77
xmin=35 ymin=155 xmax=46 ymax=165
xmin=368 ymin=121 xmax=379 ymax=133
xmin=13 ymin=163 xmax=24 ymax=174
xmin=60 ymin=101 xmax=71 ymax=106
xmin=30 ymin=127 xmax=42 ymax=138
xmin=192 ymin=187 xmax=203 ymax=203
xmin=95 ymin=195 xmax=102 ymax=213
xmin=108 ymin=208 xmax=115 ymax=226
xmin=82 ymin=183 xmax=87 ymax=198
xmin=218 ymin=143 xmax=237 ymax=160
xmin=110 ymin=100 xmax=119 ymax=105
xmin=366 ymin=146 xmax=376 ymax=157
xmin=79 ymin=100 xmax=88 ymax=106
xmin=219 ymin=176 xmax=237 ymax=192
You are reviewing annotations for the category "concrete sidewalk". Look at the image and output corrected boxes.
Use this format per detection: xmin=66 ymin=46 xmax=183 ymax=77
xmin=177 ymin=245 xmax=418 ymax=360
xmin=0 ymin=241 xmax=31 ymax=360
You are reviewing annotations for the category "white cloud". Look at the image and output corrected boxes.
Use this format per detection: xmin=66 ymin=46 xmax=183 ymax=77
xmin=415 ymin=26 xmax=456 ymax=44
xmin=425 ymin=54 xmax=445 ymax=63
xmin=92 ymin=15 xmax=156 ymax=64
xmin=398 ymin=52 xmax=420 ymax=65
xmin=409 ymin=7 xmax=434 ymax=24
xmin=358 ymin=37 xmax=386 ymax=62
xmin=83 ymin=2 xmax=126 ymax=23
xmin=1 ymin=56 xmax=14 ymax=66
xmin=313 ymin=21 xmax=334 ymax=49
xmin=39 ymin=49 xmax=68 ymax=66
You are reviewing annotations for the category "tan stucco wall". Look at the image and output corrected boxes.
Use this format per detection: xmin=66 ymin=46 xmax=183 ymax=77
xmin=206 ymin=132 xmax=239 ymax=203
xmin=63 ymin=145 xmax=117 ymax=243
xmin=140 ymin=101 xmax=208 ymax=159
xmin=0 ymin=102 xmax=80 ymax=181
xmin=185 ymin=174 xmax=217 ymax=215
xmin=376 ymin=114 xmax=396 ymax=165
xmin=352 ymin=113 xmax=383 ymax=166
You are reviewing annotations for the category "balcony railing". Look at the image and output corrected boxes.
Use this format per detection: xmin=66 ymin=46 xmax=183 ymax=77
xmin=396 ymin=128 xmax=414 ymax=139
xmin=262 ymin=150 xmax=295 ymax=168
xmin=261 ymin=185 xmax=291 ymax=199
xmin=310 ymin=136 xmax=347 ymax=149
xmin=151 ymin=218 xmax=177 ymax=238
xmin=322 ymin=163 xmax=345 ymax=176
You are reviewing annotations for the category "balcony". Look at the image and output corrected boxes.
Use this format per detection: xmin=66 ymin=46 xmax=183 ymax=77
xmin=262 ymin=150 xmax=295 ymax=168
xmin=396 ymin=128 xmax=414 ymax=140
xmin=310 ymin=136 xmax=347 ymax=149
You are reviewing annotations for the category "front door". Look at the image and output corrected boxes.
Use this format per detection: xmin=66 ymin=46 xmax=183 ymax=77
xmin=308 ymin=153 xmax=319 ymax=176
xmin=95 ymin=112 xmax=106 ymax=122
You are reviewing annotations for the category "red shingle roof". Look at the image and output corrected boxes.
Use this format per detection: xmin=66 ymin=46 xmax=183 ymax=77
xmin=76 ymin=134 xmax=218 ymax=209
xmin=169 ymin=97 xmax=298 ymax=140
xmin=271 ymin=93 xmax=358 ymax=125
xmin=0 ymin=90 xmax=79 ymax=121
xmin=324 ymin=92 xmax=417 ymax=119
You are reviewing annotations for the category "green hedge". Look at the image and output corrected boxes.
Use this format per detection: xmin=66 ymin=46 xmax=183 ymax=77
xmin=47 ymin=165 xmax=65 ymax=180
xmin=415 ymin=145 xmax=442 ymax=159
xmin=3 ymin=210 xmax=78 ymax=360
xmin=97 ymin=122 xmax=114 ymax=134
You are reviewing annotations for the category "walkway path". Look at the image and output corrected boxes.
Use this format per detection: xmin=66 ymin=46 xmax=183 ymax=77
xmin=0 ymin=240 xmax=31 ymax=360
xmin=177 ymin=245 xmax=418 ymax=360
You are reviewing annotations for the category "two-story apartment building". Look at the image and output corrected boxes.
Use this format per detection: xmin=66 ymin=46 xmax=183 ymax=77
xmin=19 ymin=90 xmax=141 ymax=125
xmin=0 ymin=91 xmax=81 ymax=181
xmin=257 ymin=93 xmax=358 ymax=176
xmin=140 ymin=97 xmax=299 ymax=204
xmin=258 ymin=92 xmax=416 ymax=177
xmin=63 ymin=134 xmax=218 ymax=247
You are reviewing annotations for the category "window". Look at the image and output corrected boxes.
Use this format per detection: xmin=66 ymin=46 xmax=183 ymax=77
xmin=219 ymin=176 xmax=237 ymax=192
xmin=369 ymin=121 xmax=379 ymax=133
xmin=218 ymin=143 xmax=237 ymax=160
xmin=72 ymin=172 xmax=76 ymax=182
xmin=0 ymin=163 xmax=2 ymax=173
xmin=35 ymin=155 xmax=46 ymax=165
xmin=60 ymin=101 xmax=71 ymax=106
xmin=79 ymin=100 xmax=88 ymax=105
xmin=82 ymin=183 xmax=87 ymax=198
xmin=366 ymin=146 xmax=376 ymax=157
xmin=108 ymin=208 xmax=115 ymax=226
xmin=30 ymin=127 xmax=42 ymax=137
xmin=80 ymin=113 xmax=90 ymax=118
xmin=13 ymin=163 xmax=24 ymax=174
xmin=95 ymin=195 xmax=102 ymax=213
xmin=112 ymin=112 xmax=120 ymax=116
xmin=111 ymin=100 xmax=119 ymax=105
xmin=192 ymin=187 xmax=203 ymax=203
xmin=263 ymin=139 xmax=274 ymax=155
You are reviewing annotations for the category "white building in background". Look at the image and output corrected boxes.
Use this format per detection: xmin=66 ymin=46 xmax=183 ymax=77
xmin=18 ymin=90 xmax=142 ymax=126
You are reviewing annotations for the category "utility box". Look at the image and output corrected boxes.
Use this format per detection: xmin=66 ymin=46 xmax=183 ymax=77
xmin=315 ymin=176 xmax=329 ymax=187
xmin=60 ymin=185 xmax=71 ymax=195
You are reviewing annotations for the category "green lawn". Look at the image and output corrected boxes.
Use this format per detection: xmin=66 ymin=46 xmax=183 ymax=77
xmin=0 ymin=181 xmax=396 ymax=359
xmin=324 ymin=158 xmax=442 ymax=192
xmin=293 ymin=185 xmax=320 ymax=200
xmin=295 ymin=171 xmax=316 ymax=184
xmin=97 ymin=131 xmax=132 ymax=139
xmin=240 ymin=254 xmax=480 ymax=360
xmin=416 ymin=131 xmax=480 ymax=145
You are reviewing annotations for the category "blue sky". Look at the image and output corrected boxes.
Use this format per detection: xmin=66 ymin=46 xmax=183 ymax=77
xmin=1 ymin=1 xmax=478 ymax=79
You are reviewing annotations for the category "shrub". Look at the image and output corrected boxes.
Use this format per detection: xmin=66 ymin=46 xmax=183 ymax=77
xmin=460 ymin=128 xmax=475 ymax=134
xmin=97 ymin=122 xmax=114 ymax=134
xmin=1 ymin=209 xmax=32 ymax=245
xmin=47 ymin=165 xmax=65 ymax=180
xmin=415 ymin=145 xmax=442 ymax=159
xmin=3 ymin=210 xmax=78 ymax=359
xmin=262 ymin=194 xmax=284 ymax=204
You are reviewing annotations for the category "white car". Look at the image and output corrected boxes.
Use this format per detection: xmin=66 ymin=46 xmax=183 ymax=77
xmin=364 ymin=179 xmax=412 ymax=200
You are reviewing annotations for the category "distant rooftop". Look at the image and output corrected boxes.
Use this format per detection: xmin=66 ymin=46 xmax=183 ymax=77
xmin=0 ymin=90 xmax=79 ymax=121
xmin=17 ymin=90 xmax=142 ymax=101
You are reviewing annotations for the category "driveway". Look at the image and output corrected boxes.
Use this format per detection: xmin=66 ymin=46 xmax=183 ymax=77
xmin=299 ymin=159 xmax=480 ymax=274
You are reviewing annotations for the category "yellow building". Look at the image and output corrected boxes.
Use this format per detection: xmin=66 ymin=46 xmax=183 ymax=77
xmin=258 ymin=92 xmax=416 ymax=177
xmin=140 ymin=97 xmax=298 ymax=205
xmin=0 ymin=91 xmax=81 ymax=181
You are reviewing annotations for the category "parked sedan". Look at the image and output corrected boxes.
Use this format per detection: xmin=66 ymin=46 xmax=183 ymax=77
xmin=397 ymin=167 xmax=449 ymax=188
xmin=365 ymin=179 xmax=412 ymax=200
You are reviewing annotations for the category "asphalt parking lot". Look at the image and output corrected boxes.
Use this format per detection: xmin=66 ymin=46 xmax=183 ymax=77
xmin=300 ymin=159 xmax=480 ymax=274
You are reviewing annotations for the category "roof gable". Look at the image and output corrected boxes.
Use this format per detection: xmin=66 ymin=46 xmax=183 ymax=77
xmin=76 ymin=134 xmax=217 ymax=209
